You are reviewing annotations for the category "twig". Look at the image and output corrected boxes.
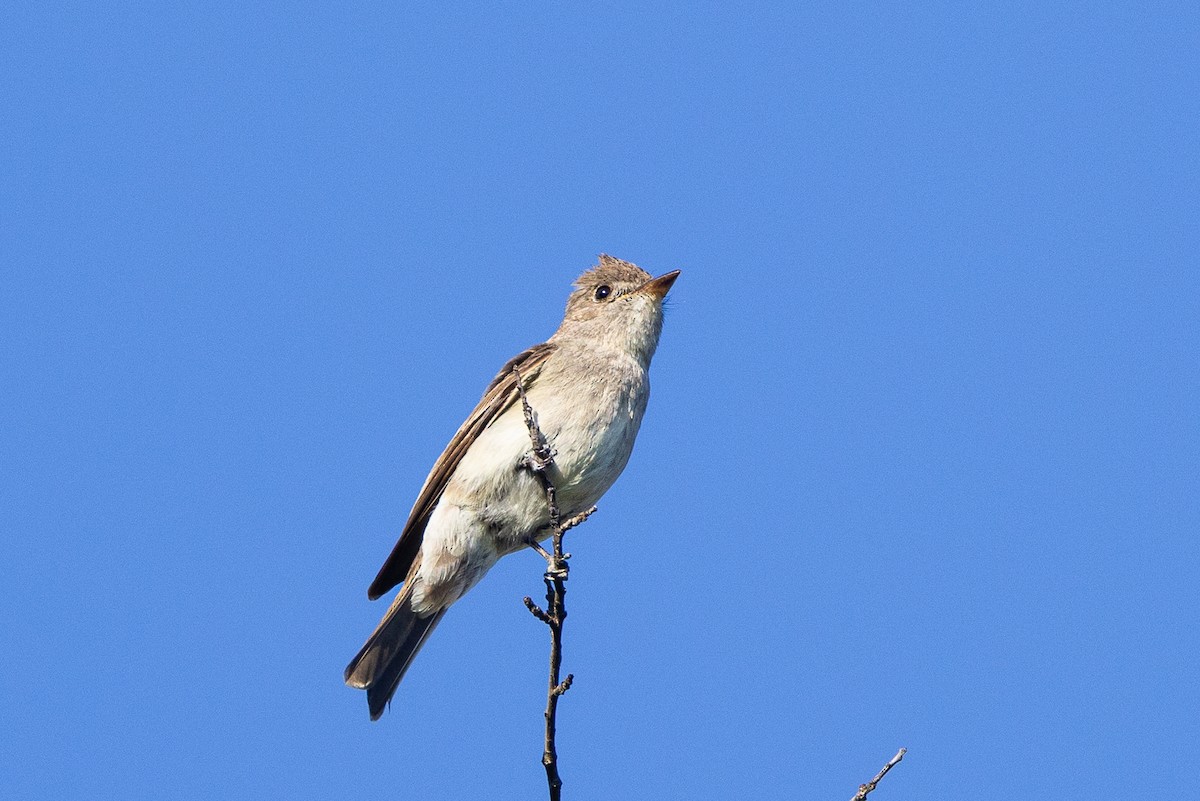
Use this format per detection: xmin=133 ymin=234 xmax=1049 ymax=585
xmin=850 ymin=748 xmax=907 ymax=801
xmin=514 ymin=367 xmax=595 ymax=801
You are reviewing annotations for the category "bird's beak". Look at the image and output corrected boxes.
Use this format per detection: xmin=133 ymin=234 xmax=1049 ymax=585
xmin=637 ymin=270 xmax=681 ymax=300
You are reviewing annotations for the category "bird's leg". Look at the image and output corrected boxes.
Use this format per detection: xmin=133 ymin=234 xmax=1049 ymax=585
xmin=525 ymin=534 xmax=554 ymax=562
xmin=525 ymin=532 xmax=570 ymax=581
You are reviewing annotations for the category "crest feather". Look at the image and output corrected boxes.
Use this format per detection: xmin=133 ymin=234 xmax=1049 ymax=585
xmin=574 ymin=254 xmax=651 ymax=289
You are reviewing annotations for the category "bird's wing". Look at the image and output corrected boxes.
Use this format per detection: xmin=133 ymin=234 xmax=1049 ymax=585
xmin=366 ymin=342 xmax=557 ymax=600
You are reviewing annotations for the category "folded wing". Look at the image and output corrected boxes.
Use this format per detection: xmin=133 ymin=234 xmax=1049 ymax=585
xmin=365 ymin=342 xmax=557 ymax=600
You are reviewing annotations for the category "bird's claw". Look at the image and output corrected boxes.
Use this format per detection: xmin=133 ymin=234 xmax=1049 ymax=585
xmin=521 ymin=447 xmax=556 ymax=474
xmin=544 ymin=556 xmax=570 ymax=581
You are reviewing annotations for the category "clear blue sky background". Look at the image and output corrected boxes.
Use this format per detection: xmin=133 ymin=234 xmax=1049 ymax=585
xmin=2 ymin=3 xmax=1197 ymax=800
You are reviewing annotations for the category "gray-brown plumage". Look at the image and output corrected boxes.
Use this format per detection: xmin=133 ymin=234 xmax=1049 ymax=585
xmin=345 ymin=255 xmax=678 ymax=719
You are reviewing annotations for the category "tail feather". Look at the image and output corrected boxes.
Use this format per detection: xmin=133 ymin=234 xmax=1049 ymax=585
xmin=345 ymin=584 xmax=446 ymax=720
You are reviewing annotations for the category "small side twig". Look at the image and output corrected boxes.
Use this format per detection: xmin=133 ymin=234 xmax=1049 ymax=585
xmin=514 ymin=367 xmax=595 ymax=801
xmin=850 ymin=748 xmax=907 ymax=801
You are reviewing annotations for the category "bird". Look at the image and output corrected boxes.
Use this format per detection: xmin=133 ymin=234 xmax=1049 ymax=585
xmin=345 ymin=254 xmax=679 ymax=719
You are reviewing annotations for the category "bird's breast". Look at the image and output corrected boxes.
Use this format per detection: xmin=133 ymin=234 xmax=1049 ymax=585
xmin=438 ymin=355 xmax=649 ymax=553
xmin=536 ymin=363 xmax=649 ymax=513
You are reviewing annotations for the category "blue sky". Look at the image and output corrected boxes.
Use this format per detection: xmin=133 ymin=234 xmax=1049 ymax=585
xmin=2 ymin=3 xmax=1197 ymax=799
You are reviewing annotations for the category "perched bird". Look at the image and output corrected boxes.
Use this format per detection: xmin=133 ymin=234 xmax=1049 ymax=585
xmin=345 ymin=255 xmax=679 ymax=719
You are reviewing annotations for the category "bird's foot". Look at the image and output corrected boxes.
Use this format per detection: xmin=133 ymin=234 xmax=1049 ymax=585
xmin=544 ymin=554 xmax=570 ymax=582
xmin=521 ymin=446 xmax=556 ymax=474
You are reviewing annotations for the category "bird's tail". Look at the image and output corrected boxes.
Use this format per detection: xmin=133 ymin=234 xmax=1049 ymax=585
xmin=344 ymin=583 xmax=446 ymax=720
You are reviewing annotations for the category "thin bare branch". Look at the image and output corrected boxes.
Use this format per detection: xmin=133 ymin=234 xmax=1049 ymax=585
xmin=524 ymin=596 xmax=551 ymax=624
xmin=560 ymin=506 xmax=596 ymax=534
xmin=850 ymin=748 xmax=907 ymax=801
xmin=515 ymin=366 xmax=594 ymax=801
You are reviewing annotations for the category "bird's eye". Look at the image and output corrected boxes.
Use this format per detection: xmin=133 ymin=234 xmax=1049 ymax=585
xmin=594 ymin=285 xmax=612 ymax=301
